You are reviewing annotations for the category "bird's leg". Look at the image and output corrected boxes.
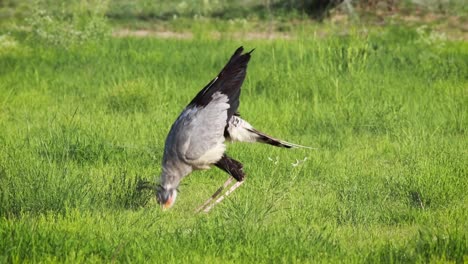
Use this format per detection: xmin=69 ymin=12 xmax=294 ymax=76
xmin=195 ymin=154 xmax=246 ymax=213
xmin=194 ymin=176 xmax=233 ymax=213
xmin=202 ymin=179 xmax=244 ymax=213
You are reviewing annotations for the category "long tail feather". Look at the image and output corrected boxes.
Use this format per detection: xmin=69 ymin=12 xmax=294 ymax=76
xmin=249 ymin=129 xmax=316 ymax=149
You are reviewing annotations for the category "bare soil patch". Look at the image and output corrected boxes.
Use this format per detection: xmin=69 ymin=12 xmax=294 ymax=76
xmin=112 ymin=12 xmax=467 ymax=41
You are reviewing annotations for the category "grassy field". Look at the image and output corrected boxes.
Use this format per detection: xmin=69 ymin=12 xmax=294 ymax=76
xmin=0 ymin=15 xmax=467 ymax=262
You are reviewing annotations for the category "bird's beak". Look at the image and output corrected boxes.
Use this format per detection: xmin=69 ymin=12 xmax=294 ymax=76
xmin=162 ymin=194 xmax=174 ymax=210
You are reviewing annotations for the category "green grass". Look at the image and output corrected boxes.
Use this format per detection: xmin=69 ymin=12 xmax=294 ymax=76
xmin=0 ymin=24 xmax=467 ymax=262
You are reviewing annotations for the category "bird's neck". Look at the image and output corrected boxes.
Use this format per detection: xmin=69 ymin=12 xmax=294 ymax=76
xmin=161 ymin=161 xmax=192 ymax=189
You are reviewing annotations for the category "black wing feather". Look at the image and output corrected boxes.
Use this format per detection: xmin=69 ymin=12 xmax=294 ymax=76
xmin=188 ymin=46 xmax=253 ymax=122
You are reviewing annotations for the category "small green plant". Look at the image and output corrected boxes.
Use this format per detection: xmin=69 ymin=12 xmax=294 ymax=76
xmin=0 ymin=34 xmax=23 ymax=56
xmin=26 ymin=0 xmax=110 ymax=48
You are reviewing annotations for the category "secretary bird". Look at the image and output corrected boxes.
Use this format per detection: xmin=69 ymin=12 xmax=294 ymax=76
xmin=157 ymin=47 xmax=310 ymax=212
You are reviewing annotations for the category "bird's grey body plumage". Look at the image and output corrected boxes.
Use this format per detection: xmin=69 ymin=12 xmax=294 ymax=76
xmin=161 ymin=92 xmax=229 ymax=189
xmin=157 ymin=47 xmax=309 ymax=209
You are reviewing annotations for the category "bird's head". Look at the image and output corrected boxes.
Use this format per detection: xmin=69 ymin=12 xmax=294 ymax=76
xmin=156 ymin=185 xmax=178 ymax=209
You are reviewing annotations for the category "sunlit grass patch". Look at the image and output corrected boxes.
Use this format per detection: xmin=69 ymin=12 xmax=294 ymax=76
xmin=0 ymin=24 xmax=466 ymax=262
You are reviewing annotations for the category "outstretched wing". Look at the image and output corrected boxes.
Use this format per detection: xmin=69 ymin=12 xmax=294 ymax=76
xmin=188 ymin=46 xmax=253 ymax=122
xmin=167 ymin=47 xmax=253 ymax=164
